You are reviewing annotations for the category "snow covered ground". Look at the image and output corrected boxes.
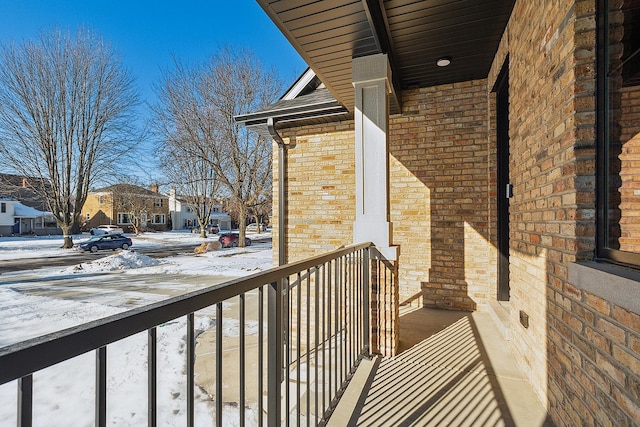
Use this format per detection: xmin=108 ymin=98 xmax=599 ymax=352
xmin=0 ymin=231 xmax=274 ymax=426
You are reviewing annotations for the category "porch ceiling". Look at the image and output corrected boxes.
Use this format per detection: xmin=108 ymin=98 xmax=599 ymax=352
xmin=257 ymin=0 xmax=515 ymax=114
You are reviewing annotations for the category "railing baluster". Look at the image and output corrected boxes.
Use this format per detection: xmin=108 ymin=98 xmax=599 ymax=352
xmin=336 ymin=257 xmax=344 ymax=391
xmin=258 ymin=286 xmax=264 ymax=427
xmin=285 ymin=276 xmax=290 ymax=427
xmin=330 ymin=259 xmax=334 ymax=403
xmin=306 ymin=269 xmax=311 ymax=427
xmin=322 ymin=262 xmax=327 ymax=418
xmin=216 ymin=303 xmax=223 ymax=426
xmin=347 ymin=254 xmax=355 ymax=372
xmin=96 ymin=346 xmax=107 ymax=427
xmin=364 ymin=249 xmax=370 ymax=355
xmin=187 ymin=313 xmax=195 ymax=427
xmin=267 ymin=279 xmax=283 ymax=426
xmin=314 ymin=266 xmax=320 ymax=425
xmin=344 ymin=255 xmax=348 ymax=384
xmin=17 ymin=374 xmax=32 ymax=427
xmin=148 ymin=327 xmax=157 ymax=427
xmin=352 ymin=252 xmax=357 ymax=364
xmin=332 ymin=258 xmax=342 ymax=404
xmin=296 ymin=271 xmax=301 ymax=427
xmin=240 ymin=293 xmax=245 ymax=427
xmin=356 ymin=251 xmax=361 ymax=355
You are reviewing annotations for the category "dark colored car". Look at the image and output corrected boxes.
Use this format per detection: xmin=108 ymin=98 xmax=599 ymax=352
xmin=218 ymin=233 xmax=251 ymax=248
xmin=78 ymin=234 xmax=133 ymax=252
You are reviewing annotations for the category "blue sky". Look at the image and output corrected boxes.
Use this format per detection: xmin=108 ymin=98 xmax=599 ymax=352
xmin=0 ymin=0 xmax=307 ymax=107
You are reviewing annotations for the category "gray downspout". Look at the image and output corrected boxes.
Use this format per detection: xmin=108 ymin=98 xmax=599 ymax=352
xmin=267 ymin=117 xmax=286 ymax=266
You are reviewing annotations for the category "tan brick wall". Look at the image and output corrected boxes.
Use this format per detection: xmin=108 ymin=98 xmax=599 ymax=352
xmin=485 ymin=0 xmax=588 ymax=406
xmin=274 ymin=122 xmax=357 ymax=264
xmin=274 ymin=83 xmax=495 ymax=311
xmin=82 ymin=193 xmax=115 ymax=229
xmin=82 ymin=191 xmax=170 ymax=231
xmin=485 ymin=1 xmax=640 ymax=424
xmin=558 ymin=274 xmax=640 ymax=426
xmin=618 ymin=86 xmax=640 ymax=252
xmin=389 ymin=81 xmax=493 ymax=311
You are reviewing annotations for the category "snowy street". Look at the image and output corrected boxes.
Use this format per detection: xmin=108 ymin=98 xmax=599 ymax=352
xmin=0 ymin=231 xmax=273 ymax=426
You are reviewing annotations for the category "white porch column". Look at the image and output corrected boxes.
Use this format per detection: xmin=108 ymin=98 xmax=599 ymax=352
xmin=352 ymin=54 xmax=398 ymax=261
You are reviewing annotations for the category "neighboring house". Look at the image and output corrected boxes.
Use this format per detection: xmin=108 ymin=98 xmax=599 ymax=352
xmin=0 ymin=197 xmax=59 ymax=236
xmin=167 ymin=188 xmax=231 ymax=231
xmin=83 ymin=184 xmax=170 ymax=232
xmin=235 ymin=1 xmax=640 ymax=425
xmin=0 ymin=173 xmax=52 ymax=212
xmin=0 ymin=197 xmax=15 ymax=236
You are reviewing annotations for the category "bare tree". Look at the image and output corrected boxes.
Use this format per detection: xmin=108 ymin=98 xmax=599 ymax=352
xmin=115 ymin=184 xmax=154 ymax=235
xmin=160 ymin=147 xmax=220 ymax=238
xmin=154 ymin=47 xmax=280 ymax=246
xmin=0 ymin=27 xmax=140 ymax=247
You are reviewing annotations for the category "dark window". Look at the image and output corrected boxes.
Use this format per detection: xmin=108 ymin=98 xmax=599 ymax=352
xmin=1 ymin=203 xmax=5 ymax=213
xmin=598 ymin=0 xmax=640 ymax=265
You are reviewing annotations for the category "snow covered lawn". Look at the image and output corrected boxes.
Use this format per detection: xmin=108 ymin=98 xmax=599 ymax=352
xmin=0 ymin=231 xmax=273 ymax=426
xmin=0 ymin=229 xmax=270 ymax=260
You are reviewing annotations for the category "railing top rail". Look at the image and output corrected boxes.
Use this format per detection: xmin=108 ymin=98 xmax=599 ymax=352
xmin=0 ymin=241 xmax=374 ymax=385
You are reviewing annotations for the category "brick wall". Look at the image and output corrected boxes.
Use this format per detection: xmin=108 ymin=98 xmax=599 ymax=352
xmin=274 ymin=123 xmax=356 ymax=264
xmin=82 ymin=193 xmax=115 ymax=229
xmin=274 ymin=83 xmax=495 ymax=310
xmin=389 ymin=81 xmax=493 ymax=311
xmin=485 ymin=0 xmax=640 ymax=423
xmin=618 ymin=86 xmax=640 ymax=253
xmin=486 ymin=0 xmax=590 ymax=404
xmin=558 ymin=267 xmax=640 ymax=425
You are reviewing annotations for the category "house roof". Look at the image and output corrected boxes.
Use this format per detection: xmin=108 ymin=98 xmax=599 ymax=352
xmin=256 ymin=0 xmax=515 ymax=114
xmin=235 ymin=81 xmax=351 ymax=135
xmin=235 ymin=67 xmax=350 ymax=135
xmin=0 ymin=173 xmax=52 ymax=211
xmin=91 ymin=184 xmax=167 ymax=198
xmin=14 ymin=202 xmax=50 ymax=218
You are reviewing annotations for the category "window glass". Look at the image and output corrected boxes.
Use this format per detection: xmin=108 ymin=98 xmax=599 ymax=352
xmin=600 ymin=0 xmax=640 ymax=264
xmin=118 ymin=213 xmax=133 ymax=224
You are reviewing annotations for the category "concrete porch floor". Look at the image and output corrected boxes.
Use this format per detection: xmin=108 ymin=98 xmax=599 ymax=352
xmin=328 ymin=306 xmax=554 ymax=426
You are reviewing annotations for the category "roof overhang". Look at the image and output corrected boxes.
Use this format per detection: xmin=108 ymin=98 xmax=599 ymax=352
xmin=235 ymin=72 xmax=351 ymax=136
xmin=257 ymin=0 xmax=515 ymax=115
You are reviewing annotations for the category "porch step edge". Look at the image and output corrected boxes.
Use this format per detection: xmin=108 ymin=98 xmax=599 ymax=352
xmin=487 ymin=300 xmax=511 ymax=341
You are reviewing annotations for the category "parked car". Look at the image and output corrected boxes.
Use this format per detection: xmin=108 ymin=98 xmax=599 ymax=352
xmin=218 ymin=233 xmax=252 ymax=248
xmin=78 ymin=234 xmax=132 ymax=252
xmin=247 ymin=223 xmax=269 ymax=232
xmin=90 ymin=224 xmax=124 ymax=235
xmin=191 ymin=224 xmax=220 ymax=234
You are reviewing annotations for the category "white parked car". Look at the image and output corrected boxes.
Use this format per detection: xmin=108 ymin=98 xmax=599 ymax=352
xmin=90 ymin=224 xmax=124 ymax=235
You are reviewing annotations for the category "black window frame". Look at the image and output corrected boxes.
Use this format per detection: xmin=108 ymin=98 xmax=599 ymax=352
xmin=596 ymin=0 xmax=640 ymax=267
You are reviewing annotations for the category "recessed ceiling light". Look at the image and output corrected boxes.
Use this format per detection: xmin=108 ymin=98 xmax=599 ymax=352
xmin=436 ymin=57 xmax=451 ymax=67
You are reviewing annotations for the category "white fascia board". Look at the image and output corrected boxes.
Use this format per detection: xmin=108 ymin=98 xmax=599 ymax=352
xmin=282 ymin=68 xmax=317 ymax=100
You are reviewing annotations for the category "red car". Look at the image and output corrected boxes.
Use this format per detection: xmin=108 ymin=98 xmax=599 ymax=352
xmin=218 ymin=233 xmax=252 ymax=248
